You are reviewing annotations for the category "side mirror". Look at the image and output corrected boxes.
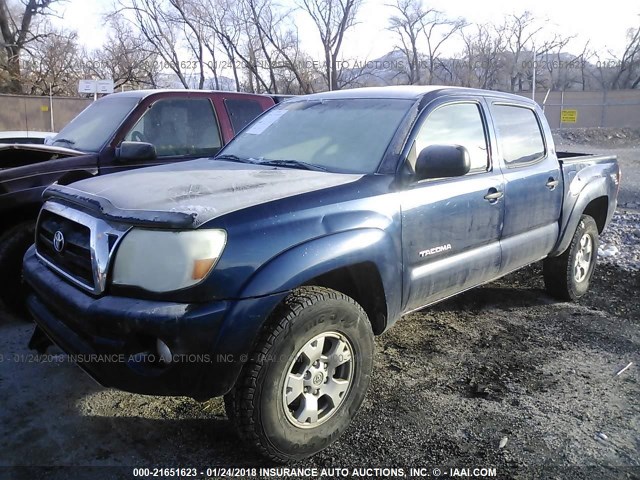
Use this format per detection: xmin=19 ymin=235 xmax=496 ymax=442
xmin=415 ymin=144 xmax=471 ymax=180
xmin=116 ymin=141 xmax=157 ymax=162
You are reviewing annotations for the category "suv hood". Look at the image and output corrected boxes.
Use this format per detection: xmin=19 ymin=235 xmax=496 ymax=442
xmin=45 ymin=158 xmax=363 ymax=227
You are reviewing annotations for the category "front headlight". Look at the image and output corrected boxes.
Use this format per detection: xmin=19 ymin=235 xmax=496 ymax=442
xmin=112 ymin=229 xmax=227 ymax=292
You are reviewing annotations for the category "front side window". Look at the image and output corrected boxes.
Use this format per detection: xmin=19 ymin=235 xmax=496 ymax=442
xmin=492 ymin=104 xmax=545 ymax=166
xmin=413 ymin=102 xmax=489 ymax=173
xmin=125 ymin=98 xmax=222 ymax=157
xmin=220 ymin=98 xmax=413 ymax=174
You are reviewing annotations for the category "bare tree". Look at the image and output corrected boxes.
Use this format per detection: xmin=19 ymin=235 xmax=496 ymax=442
xmin=83 ymin=14 xmax=163 ymax=90
xmin=501 ymin=11 xmax=541 ymax=92
xmin=611 ymin=25 xmax=640 ymax=89
xmin=116 ymin=0 xmax=191 ymax=88
xmin=419 ymin=10 xmax=464 ymax=84
xmin=0 ymin=0 xmax=63 ymax=93
xmin=299 ymin=0 xmax=362 ymax=90
xmin=22 ymin=24 xmax=78 ymax=95
xmin=387 ymin=0 xmax=427 ymax=84
xmin=195 ymin=0 xmax=239 ymax=90
xmin=456 ymin=23 xmax=505 ymax=89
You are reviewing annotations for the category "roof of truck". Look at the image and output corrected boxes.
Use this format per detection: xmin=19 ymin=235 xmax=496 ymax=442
xmin=299 ymin=85 xmax=538 ymax=106
xmin=101 ymin=89 xmax=278 ymax=100
xmin=102 ymin=86 xmax=536 ymax=107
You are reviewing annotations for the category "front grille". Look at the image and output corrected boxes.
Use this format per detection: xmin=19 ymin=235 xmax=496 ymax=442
xmin=37 ymin=210 xmax=94 ymax=287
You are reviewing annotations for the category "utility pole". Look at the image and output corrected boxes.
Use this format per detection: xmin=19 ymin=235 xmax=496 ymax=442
xmin=49 ymin=83 xmax=55 ymax=132
xmin=532 ymin=46 xmax=536 ymax=102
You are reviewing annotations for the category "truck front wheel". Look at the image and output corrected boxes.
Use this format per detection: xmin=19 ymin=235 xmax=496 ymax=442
xmin=226 ymin=286 xmax=374 ymax=462
xmin=543 ymin=214 xmax=599 ymax=301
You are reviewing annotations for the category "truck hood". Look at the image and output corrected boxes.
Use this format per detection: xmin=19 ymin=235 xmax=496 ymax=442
xmin=47 ymin=158 xmax=363 ymax=227
xmin=0 ymin=143 xmax=83 ymax=156
xmin=0 ymin=143 xmax=84 ymax=169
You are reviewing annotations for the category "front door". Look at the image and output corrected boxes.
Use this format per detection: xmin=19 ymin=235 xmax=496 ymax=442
xmin=400 ymin=99 xmax=504 ymax=312
xmin=101 ymin=96 xmax=224 ymax=175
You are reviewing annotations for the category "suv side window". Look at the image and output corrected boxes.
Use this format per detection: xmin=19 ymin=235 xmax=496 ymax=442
xmin=125 ymin=98 xmax=221 ymax=157
xmin=492 ymin=104 xmax=545 ymax=166
xmin=413 ymin=102 xmax=489 ymax=173
xmin=224 ymin=98 xmax=265 ymax=133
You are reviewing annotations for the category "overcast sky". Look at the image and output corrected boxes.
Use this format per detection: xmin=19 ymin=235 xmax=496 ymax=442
xmin=54 ymin=0 xmax=639 ymax=62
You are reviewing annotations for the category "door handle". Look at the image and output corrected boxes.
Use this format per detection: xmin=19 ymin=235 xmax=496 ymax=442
xmin=484 ymin=189 xmax=504 ymax=201
xmin=546 ymin=178 xmax=559 ymax=190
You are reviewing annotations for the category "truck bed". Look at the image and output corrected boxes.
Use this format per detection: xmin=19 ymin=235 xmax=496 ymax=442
xmin=557 ymin=151 xmax=617 ymax=164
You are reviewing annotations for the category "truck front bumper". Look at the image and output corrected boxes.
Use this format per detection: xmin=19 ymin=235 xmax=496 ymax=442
xmin=23 ymin=246 xmax=286 ymax=400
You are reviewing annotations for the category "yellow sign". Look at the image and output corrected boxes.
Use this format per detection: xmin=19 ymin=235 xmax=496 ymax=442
xmin=40 ymin=105 xmax=49 ymax=112
xmin=560 ymin=109 xmax=577 ymax=123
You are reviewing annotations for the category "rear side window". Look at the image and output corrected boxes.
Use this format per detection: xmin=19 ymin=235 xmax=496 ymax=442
xmin=492 ymin=105 xmax=545 ymax=166
xmin=415 ymin=102 xmax=489 ymax=173
xmin=224 ymin=99 xmax=265 ymax=133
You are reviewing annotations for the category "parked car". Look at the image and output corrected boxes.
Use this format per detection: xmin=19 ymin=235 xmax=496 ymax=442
xmin=0 ymin=130 xmax=56 ymax=145
xmin=24 ymin=86 xmax=620 ymax=461
xmin=0 ymin=89 xmax=278 ymax=314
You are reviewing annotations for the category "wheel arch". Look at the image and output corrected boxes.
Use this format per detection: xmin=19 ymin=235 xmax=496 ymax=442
xmin=550 ymin=176 xmax=610 ymax=257
xmin=303 ymin=262 xmax=388 ymax=335
xmin=238 ymin=228 xmax=402 ymax=335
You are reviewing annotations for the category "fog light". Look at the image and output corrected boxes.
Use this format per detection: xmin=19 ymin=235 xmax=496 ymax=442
xmin=157 ymin=339 xmax=172 ymax=364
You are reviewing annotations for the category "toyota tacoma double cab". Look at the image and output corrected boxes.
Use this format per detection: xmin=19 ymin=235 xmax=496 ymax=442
xmin=0 ymin=89 xmax=278 ymax=313
xmin=24 ymin=86 xmax=620 ymax=462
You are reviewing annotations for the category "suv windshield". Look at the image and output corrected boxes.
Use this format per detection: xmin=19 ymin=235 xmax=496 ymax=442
xmin=49 ymin=96 xmax=140 ymax=152
xmin=219 ymin=98 xmax=413 ymax=174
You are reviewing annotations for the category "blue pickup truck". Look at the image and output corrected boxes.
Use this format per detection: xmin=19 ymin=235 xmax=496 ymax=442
xmin=24 ymin=86 xmax=620 ymax=462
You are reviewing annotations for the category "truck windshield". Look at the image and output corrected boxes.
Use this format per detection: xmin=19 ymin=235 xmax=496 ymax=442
xmin=219 ymin=98 xmax=413 ymax=174
xmin=49 ymin=97 xmax=140 ymax=152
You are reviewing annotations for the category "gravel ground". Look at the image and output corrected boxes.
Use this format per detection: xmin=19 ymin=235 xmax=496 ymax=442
xmin=0 ymin=133 xmax=638 ymax=480
xmin=598 ymin=212 xmax=640 ymax=271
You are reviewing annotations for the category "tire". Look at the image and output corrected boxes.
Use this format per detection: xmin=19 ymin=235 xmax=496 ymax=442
xmin=0 ymin=221 xmax=36 ymax=317
xmin=223 ymin=389 xmax=237 ymax=425
xmin=543 ymin=214 xmax=599 ymax=301
xmin=229 ymin=286 xmax=374 ymax=462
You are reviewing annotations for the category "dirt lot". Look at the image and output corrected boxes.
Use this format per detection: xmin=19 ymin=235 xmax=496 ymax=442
xmin=1 ymin=135 xmax=639 ymax=480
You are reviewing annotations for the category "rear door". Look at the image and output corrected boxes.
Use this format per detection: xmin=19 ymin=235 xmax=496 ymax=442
xmin=488 ymin=102 xmax=562 ymax=274
xmin=211 ymin=93 xmax=275 ymax=143
xmin=400 ymin=97 xmax=504 ymax=312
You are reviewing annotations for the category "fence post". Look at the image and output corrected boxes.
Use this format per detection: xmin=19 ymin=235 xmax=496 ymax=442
xmin=600 ymin=89 xmax=607 ymax=128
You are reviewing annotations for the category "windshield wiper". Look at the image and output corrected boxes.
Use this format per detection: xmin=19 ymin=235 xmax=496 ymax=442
xmin=215 ymin=154 xmax=260 ymax=164
xmin=52 ymin=138 xmax=76 ymax=146
xmin=257 ymin=159 xmax=329 ymax=172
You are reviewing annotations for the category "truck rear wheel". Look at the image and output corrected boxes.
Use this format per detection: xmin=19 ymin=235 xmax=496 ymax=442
xmin=227 ymin=286 xmax=374 ymax=462
xmin=543 ymin=214 xmax=599 ymax=301
xmin=0 ymin=221 xmax=36 ymax=318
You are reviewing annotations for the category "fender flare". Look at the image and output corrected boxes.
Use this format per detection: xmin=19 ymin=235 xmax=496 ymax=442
xmin=240 ymin=228 xmax=399 ymax=301
xmin=550 ymin=176 xmax=608 ymax=256
xmin=212 ymin=228 xmax=401 ymax=361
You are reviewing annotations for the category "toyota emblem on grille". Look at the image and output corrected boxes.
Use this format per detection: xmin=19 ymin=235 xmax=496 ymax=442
xmin=53 ymin=230 xmax=65 ymax=253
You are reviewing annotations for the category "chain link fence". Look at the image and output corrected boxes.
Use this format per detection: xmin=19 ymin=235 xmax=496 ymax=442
xmin=0 ymin=94 xmax=90 ymax=133
xmin=517 ymin=90 xmax=640 ymax=130
xmin=1 ymin=90 xmax=639 ymax=133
